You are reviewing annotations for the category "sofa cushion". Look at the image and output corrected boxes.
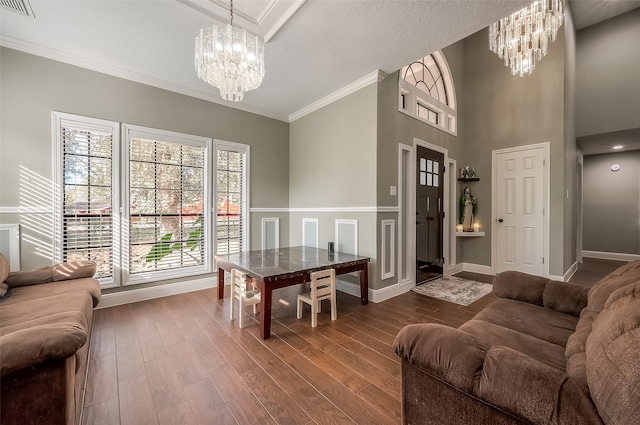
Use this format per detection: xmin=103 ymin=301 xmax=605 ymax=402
xmin=1 ymin=278 xmax=101 ymax=308
xmin=565 ymin=309 xmax=595 ymax=358
xmin=586 ymin=280 xmax=640 ymax=424
xmin=565 ymin=352 xmax=588 ymax=394
xmin=493 ymin=271 xmax=549 ymax=305
xmin=471 ymin=298 xmax=578 ymax=347
xmin=477 ymin=346 xmax=603 ymax=425
xmin=0 ymin=291 xmax=94 ymax=330
xmin=543 ymin=280 xmax=589 ymax=316
xmin=0 ymin=310 xmax=89 ymax=337
xmin=459 ymin=320 xmax=567 ymax=371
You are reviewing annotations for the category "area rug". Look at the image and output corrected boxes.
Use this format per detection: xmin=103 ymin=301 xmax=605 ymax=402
xmin=412 ymin=275 xmax=493 ymax=306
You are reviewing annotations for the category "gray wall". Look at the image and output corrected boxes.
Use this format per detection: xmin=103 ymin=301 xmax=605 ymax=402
xmin=0 ymin=47 xmax=290 ymax=285
xmin=289 ymin=84 xmax=379 ymax=288
xmin=582 ymin=151 xmax=640 ymax=254
xmin=460 ymin=27 xmax=569 ymax=276
xmin=376 ymin=42 xmax=465 ymax=285
xmin=576 ymin=8 xmax=640 ymax=137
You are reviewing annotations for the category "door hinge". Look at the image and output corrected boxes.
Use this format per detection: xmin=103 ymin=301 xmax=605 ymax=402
xmin=542 ymin=257 xmax=545 ymax=264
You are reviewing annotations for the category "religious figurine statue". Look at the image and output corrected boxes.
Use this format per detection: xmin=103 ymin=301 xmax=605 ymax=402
xmin=459 ymin=187 xmax=477 ymax=232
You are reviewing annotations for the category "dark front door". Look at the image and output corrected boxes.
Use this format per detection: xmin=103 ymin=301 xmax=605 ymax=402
xmin=416 ymin=146 xmax=444 ymax=283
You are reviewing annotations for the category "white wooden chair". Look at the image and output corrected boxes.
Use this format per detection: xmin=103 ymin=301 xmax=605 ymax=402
xmin=229 ymin=269 xmax=260 ymax=329
xmin=297 ymin=268 xmax=337 ymax=327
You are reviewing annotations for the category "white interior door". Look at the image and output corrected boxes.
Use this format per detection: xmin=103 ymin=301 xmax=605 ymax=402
xmin=493 ymin=145 xmax=547 ymax=276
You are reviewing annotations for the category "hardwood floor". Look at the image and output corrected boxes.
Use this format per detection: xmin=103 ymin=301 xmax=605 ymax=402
xmin=83 ymin=258 xmax=620 ymax=425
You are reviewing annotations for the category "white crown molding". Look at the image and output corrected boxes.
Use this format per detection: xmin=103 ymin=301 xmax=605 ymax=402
xmin=0 ymin=36 xmax=289 ymax=123
xmin=2 ymin=36 xmax=389 ymax=124
xmin=179 ymin=0 xmax=307 ymax=43
xmin=260 ymin=0 xmax=307 ymax=43
xmin=289 ymin=70 xmax=388 ymax=122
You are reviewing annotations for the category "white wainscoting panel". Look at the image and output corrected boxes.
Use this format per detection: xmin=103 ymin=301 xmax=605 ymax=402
xmin=302 ymin=218 xmax=318 ymax=248
xmin=335 ymin=219 xmax=358 ymax=254
xmin=0 ymin=224 xmax=20 ymax=270
xmin=381 ymin=220 xmax=395 ymax=280
xmin=261 ymin=217 xmax=279 ymax=250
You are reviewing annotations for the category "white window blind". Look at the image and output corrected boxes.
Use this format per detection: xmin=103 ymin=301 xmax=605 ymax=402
xmin=216 ymin=142 xmax=248 ymax=255
xmin=124 ymin=125 xmax=210 ymax=283
xmin=55 ymin=113 xmax=119 ymax=285
xmin=54 ymin=113 xmax=212 ymax=288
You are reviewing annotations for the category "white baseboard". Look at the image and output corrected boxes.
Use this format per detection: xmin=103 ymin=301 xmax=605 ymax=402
xmin=98 ymin=277 xmax=215 ymax=309
xmin=461 ymin=262 xmax=493 ymax=275
xmin=582 ymin=250 xmax=640 ymax=262
xmin=559 ymin=261 xmax=579 ymax=282
xmin=446 ymin=263 xmax=464 ymax=275
xmin=336 ymin=278 xmax=414 ymax=304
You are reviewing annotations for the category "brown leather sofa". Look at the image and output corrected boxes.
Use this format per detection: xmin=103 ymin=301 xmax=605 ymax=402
xmin=393 ymin=260 xmax=640 ymax=425
xmin=0 ymin=253 xmax=101 ymax=425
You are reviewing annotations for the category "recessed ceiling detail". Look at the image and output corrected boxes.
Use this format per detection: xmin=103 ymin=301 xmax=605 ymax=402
xmin=0 ymin=0 xmax=34 ymax=17
xmin=180 ymin=0 xmax=306 ymax=42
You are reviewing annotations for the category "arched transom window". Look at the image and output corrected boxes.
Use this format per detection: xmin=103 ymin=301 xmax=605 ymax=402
xmin=399 ymin=51 xmax=457 ymax=135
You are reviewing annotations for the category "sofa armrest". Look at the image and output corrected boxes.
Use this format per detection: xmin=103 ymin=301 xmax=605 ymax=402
xmin=5 ymin=261 xmax=96 ymax=288
xmin=0 ymin=322 xmax=87 ymax=377
xmin=393 ymin=323 xmax=489 ymax=393
xmin=493 ymin=271 xmax=552 ymax=306
xmin=542 ymin=280 xmax=589 ymax=316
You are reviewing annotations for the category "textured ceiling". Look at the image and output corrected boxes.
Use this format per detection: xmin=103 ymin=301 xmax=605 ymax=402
xmin=0 ymin=0 xmax=531 ymax=121
xmin=0 ymin=0 xmax=637 ymax=123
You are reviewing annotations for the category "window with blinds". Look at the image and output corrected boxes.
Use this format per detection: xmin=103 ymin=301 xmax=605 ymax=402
xmin=124 ymin=125 xmax=210 ymax=284
xmin=127 ymin=137 xmax=206 ymax=275
xmin=55 ymin=113 xmax=119 ymax=285
xmin=216 ymin=143 xmax=248 ymax=255
xmin=54 ymin=113 xmax=212 ymax=288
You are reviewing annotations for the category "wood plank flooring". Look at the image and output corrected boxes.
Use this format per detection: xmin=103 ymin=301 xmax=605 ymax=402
xmin=83 ymin=259 xmax=615 ymax=425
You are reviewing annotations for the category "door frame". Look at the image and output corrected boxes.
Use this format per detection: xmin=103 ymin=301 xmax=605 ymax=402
xmin=413 ymin=138 xmax=452 ymax=277
xmin=491 ymin=142 xmax=550 ymax=277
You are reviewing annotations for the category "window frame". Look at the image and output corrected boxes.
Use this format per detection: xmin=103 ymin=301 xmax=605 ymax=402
xmin=398 ymin=51 xmax=457 ymax=136
xmin=214 ymin=140 xmax=250 ymax=256
xmin=122 ymin=124 xmax=212 ymax=286
xmin=53 ymin=112 xmax=121 ymax=288
xmin=53 ymin=113 xmax=214 ymax=288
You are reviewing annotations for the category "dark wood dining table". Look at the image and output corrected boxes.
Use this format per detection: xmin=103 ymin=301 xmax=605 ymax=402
xmin=215 ymin=246 xmax=370 ymax=339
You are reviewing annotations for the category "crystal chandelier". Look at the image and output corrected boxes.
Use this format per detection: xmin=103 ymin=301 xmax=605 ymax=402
xmin=194 ymin=0 xmax=265 ymax=102
xmin=488 ymin=0 xmax=564 ymax=77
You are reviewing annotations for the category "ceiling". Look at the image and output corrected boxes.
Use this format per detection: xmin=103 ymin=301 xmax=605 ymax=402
xmin=1 ymin=0 xmax=639 ymax=125
xmin=578 ymin=128 xmax=640 ymax=156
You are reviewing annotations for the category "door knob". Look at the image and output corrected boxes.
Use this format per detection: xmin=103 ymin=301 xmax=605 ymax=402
xmin=497 ymin=218 xmax=504 ymax=223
